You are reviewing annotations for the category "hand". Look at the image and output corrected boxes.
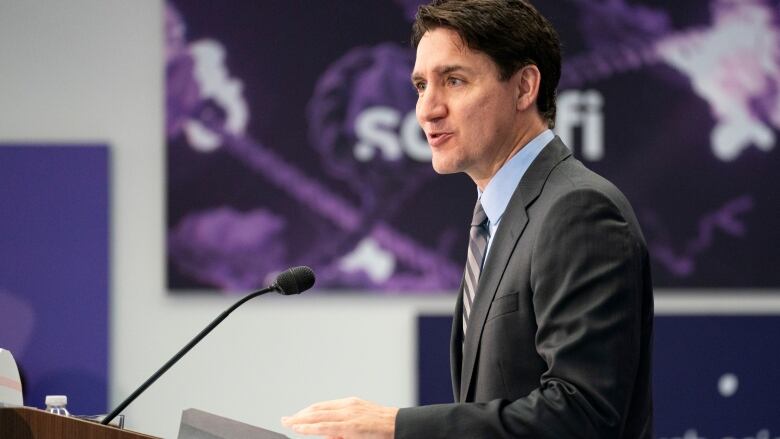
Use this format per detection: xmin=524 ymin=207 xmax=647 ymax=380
xmin=281 ymin=397 xmax=398 ymax=439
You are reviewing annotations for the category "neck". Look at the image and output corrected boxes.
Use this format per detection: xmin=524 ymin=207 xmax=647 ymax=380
xmin=471 ymin=119 xmax=548 ymax=191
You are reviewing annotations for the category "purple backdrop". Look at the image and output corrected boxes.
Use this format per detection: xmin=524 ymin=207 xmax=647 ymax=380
xmin=0 ymin=145 xmax=109 ymax=414
xmin=166 ymin=0 xmax=780 ymax=292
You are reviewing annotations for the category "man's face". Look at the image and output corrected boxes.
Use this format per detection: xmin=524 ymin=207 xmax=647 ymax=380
xmin=412 ymin=27 xmax=522 ymax=185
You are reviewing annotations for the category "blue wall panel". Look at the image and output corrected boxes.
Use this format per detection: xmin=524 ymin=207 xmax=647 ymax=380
xmin=418 ymin=314 xmax=780 ymax=437
xmin=0 ymin=145 xmax=109 ymax=414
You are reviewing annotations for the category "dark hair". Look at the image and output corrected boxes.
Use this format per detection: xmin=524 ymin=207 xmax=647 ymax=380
xmin=412 ymin=0 xmax=561 ymax=128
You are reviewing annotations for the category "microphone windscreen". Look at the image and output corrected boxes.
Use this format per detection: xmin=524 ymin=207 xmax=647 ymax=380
xmin=274 ymin=266 xmax=316 ymax=295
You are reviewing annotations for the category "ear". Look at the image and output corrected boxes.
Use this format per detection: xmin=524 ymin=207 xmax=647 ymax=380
xmin=513 ymin=65 xmax=541 ymax=112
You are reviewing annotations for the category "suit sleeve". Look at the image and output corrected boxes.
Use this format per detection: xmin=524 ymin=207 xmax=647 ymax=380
xmin=395 ymin=187 xmax=647 ymax=438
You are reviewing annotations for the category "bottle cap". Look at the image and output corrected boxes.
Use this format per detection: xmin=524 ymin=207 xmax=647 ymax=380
xmin=45 ymin=395 xmax=67 ymax=406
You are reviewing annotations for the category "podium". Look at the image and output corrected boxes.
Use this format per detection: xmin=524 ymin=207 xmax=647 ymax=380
xmin=0 ymin=407 xmax=161 ymax=439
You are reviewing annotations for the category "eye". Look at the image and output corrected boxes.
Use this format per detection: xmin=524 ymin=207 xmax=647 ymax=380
xmin=413 ymin=81 xmax=427 ymax=95
xmin=447 ymin=77 xmax=464 ymax=86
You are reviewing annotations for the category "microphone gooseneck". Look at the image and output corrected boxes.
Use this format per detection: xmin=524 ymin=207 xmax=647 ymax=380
xmin=101 ymin=266 xmax=315 ymax=425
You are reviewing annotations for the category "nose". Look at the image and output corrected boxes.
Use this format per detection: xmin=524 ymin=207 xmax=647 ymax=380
xmin=416 ymin=85 xmax=447 ymax=125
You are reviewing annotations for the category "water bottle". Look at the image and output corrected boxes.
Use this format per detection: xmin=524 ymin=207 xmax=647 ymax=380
xmin=45 ymin=395 xmax=70 ymax=416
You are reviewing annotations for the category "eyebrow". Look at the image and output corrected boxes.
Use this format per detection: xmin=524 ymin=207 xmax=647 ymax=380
xmin=411 ymin=64 xmax=472 ymax=83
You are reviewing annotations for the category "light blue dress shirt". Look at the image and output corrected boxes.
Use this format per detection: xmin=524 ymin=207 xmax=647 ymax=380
xmin=479 ymin=129 xmax=555 ymax=260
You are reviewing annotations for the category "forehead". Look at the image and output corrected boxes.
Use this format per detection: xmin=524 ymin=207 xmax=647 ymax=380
xmin=412 ymin=27 xmax=496 ymax=78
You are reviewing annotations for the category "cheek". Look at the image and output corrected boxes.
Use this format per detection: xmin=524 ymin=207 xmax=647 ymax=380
xmin=473 ymin=96 xmax=515 ymax=135
xmin=461 ymin=100 xmax=495 ymax=140
xmin=462 ymin=92 xmax=500 ymax=125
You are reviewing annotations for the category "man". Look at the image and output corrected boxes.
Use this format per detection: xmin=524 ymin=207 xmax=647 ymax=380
xmin=282 ymin=1 xmax=654 ymax=437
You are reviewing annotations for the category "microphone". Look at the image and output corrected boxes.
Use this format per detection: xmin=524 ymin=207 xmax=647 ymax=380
xmin=274 ymin=265 xmax=316 ymax=295
xmin=101 ymin=266 xmax=315 ymax=425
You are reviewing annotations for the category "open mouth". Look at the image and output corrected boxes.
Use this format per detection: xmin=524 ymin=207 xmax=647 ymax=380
xmin=428 ymin=132 xmax=453 ymax=147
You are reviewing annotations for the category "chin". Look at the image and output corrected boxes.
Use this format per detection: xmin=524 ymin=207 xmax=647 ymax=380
xmin=430 ymin=159 xmax=458 ymax=175
xmin=430 ymin=150 xmax=458 ymax=174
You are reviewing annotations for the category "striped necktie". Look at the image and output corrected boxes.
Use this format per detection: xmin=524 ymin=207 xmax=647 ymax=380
xmin=463 ymin=199 xmax=489 ymax=337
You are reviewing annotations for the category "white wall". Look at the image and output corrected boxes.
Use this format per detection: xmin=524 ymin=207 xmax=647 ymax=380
xmin=2 ymin=1 xmax=779 ymax=438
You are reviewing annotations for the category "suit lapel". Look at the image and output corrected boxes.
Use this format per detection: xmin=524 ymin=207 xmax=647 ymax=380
xmin=450 ymin=277 xmax=465 ymax=401
xmin=459 ymin=137 xmax=572 ymax=401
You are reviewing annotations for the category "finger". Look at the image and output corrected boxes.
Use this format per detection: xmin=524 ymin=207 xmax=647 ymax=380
xmin=306 ymin=397 xmax=364 ymax=411
xmin=281 ymin=409 xmax=350 ymax=426
xmin=289 ymin=421 xmax=350 ymax=436
xmin=285 ymin=400 xmax=341 ymax=418
xmin=285 ymin=407 xmax=340 ymax=421
xmin=285 ymin=397 xmax=365 ymax=421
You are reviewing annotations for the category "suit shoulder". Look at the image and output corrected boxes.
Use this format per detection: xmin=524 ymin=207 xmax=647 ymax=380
xmin=544 ymin=156 xmax=631 ymax=210
xmin=535 ymin=156 xmax=646 ymax=240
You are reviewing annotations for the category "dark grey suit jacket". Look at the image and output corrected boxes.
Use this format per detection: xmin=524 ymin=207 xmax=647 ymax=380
xmin=396 ymin=137 xmax=653 ymax=438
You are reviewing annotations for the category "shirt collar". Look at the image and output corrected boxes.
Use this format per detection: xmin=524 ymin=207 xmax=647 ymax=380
xmin=479 ymin=129 xmax=555 ymax=225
